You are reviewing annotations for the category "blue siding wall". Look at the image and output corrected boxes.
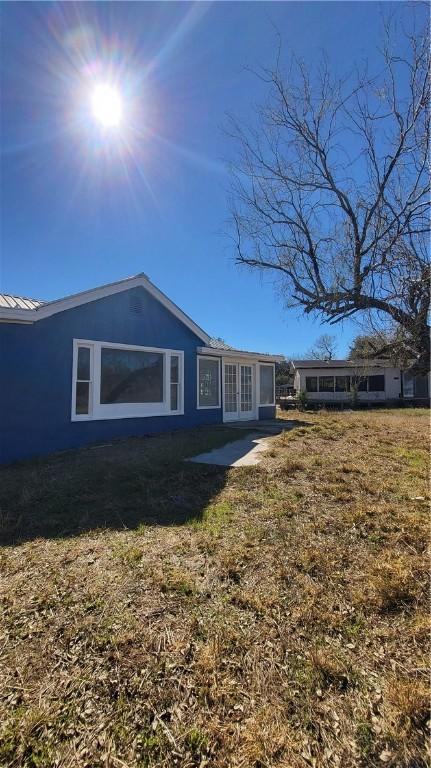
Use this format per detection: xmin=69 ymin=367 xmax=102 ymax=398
xmin=0 ymin=287 xmax=222 ymax=463
xmin=259 ymin=405 xmax=276 ymax=420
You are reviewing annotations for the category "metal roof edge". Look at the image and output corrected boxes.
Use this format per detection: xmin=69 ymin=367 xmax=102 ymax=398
xmin=197 ymin=346 xmax=284 ymax=362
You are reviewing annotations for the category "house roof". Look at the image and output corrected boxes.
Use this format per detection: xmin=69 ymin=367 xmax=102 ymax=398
xmin=290 ymin=359 xmax=394 ymax=370
xmin=0 ymin=275 xmax=283 ymax=360
xmin=0 ymin=274 xmax=211 ymax=343
xmin=207 ymin=338 xmax=234 ymax=351
xmin=198 ymin=345 xmax=284 ymax=363
xmin=206 ymin=338 xmax=284 ymax=360
xmin=0 ymin=294 xmax=45 ymax=311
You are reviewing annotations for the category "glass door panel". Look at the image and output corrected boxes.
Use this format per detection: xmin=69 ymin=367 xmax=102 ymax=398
xmin=240 ymin=365 xmax=253 ymax=416
xmin=224 ymin=363 xmax=238 ymax=414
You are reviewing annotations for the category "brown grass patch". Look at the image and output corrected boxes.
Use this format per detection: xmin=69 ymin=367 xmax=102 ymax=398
xmin=0 ymin=409 xmax=429 ymax=767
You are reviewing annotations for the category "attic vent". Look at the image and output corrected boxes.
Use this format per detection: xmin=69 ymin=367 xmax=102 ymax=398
xmin=129 ymin=294 xmax=144 ymax=315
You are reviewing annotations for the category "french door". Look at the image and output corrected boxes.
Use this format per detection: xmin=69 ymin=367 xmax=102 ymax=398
xmin=223 ymin=362 xmax=256 ymax=421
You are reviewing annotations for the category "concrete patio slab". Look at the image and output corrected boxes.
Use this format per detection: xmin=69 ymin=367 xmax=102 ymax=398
xmin=216 ymin=419 xmax=309 ymax=435
xmin=186 ymin=431 xmax=273 ymax=467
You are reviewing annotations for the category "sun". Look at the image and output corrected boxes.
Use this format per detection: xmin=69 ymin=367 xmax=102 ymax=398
xmin=91 ymin=83 xmax=123 ymax=128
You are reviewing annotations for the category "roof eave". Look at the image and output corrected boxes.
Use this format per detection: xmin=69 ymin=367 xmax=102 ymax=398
xmin=0 ymin=307 xmax=37 ymax=322
xmin=197 ymin=346 xmax=284 ymax=362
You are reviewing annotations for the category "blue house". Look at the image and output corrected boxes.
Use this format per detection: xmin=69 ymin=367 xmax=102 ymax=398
xmin=0 ymin=274 xmax=282 ymax=463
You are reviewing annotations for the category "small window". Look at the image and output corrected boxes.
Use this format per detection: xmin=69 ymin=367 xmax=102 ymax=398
xmin=335 ymin=376 xmax=350 ymax=392
xmin=305 ymin=376 xmax=318 ymax=392
xmin=368 ymin=375 xmax=385 ymax=392
xmin=75 ymin=346 xmax=92 ymax=415
xmin=319 ymin=376 xmax=335 ymax=392
xmin=198 ymin=357 xmax=220 ymax=408
xmin=170 ymin=355 xmax=180 ymax=411
xmin=259 ymin=364 xmax=274 ymax=405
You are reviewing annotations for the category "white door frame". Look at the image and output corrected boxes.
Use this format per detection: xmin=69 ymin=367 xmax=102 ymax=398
xmin=222 ymin=358 xmax=257 ymax=422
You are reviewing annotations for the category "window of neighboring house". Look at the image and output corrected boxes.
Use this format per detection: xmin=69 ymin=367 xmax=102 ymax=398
xmin=352 ymin=375 xmax=368 ymax=392
xmin=305 ymin=376 xmax=318 ymax=392
xmin=368 ymin=374 xmax=385 ymax=392
xmin=335 ymin=375 xmax=350 ymax=392
xmin=75 ymin=345 xmax=92 ymax=415
xmin=72 ymin=340 xmax=183 ymax=420
xmin=414 ymin=374 xmax=429 ymax=398
xmin=319 ymin=376 xmax=335 ymax=392
xmin=259 ymin=364 xmax=275 ymax=405
xmin=198 ymin=357 xmax=220 ymax=408
xmin=402 ymin=372 xmax=414 ymax=398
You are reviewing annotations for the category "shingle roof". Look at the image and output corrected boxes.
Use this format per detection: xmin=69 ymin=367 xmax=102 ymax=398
xmin=291 ymin=359 xmax=393 ymax=369
xmin=0 ymin=294 xmax=45 ymax=311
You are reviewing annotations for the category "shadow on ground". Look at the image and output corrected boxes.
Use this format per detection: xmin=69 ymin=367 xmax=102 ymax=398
xmin=0 ymin=421 xmax=314 ymax=546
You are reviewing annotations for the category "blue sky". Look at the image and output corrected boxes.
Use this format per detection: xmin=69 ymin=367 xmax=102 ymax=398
xmin=0 ymin=1 xmax=401 ymax=356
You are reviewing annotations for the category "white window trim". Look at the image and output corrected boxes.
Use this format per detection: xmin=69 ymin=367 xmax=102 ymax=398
xmin=71 ymin=341 xmax=95 ymax=420
xmin=197 ymin=355 xmax=221 ymax=409
xmin=71 ymin=339 xmax=184 ymax=421
xmin=258 ymin=362 xmax=275 ymax=407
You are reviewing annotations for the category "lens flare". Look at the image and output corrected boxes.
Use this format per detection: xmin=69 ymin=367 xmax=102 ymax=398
xmin=91 ymin=83 xmax=123 ymax=127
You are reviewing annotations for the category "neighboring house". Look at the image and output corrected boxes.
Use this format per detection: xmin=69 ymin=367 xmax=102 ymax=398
xmin=290 ymin=360 xmax=430 ymax=404
xmin=0 ymin=274 xmax=283 ymax=463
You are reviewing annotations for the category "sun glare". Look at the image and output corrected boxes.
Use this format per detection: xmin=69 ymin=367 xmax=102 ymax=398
xmin=91 ymin=83 xmax=123 ymax=128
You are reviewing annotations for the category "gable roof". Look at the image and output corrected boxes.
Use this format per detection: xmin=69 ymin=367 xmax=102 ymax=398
xmin=290 ymin=359 xmax=395 ymax=370
xmin=0 ymin=274 xmax=211 ymax=343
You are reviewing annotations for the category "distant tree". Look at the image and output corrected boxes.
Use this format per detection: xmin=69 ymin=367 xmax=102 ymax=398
xmin=348 ymin=327 xmax=415 ymax=367
xmin=275 ymin=360 xmax=293 ymax=386
xmin=349 ymin=333 xmax=392 ymax=361
xmin=228 ymin=8 xmax=430 ymax=374
xmin=349 ymin=334 xmax=382 ymax=360
xmin=306 ymin=334 xmax=337 ymax=361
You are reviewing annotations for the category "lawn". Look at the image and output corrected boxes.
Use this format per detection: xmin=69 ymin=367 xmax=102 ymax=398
xmin=0 ymin=409 xmax=429 ymax=768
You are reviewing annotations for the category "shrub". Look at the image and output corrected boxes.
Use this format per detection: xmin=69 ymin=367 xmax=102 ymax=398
xmin=297 ymin=389 xmax=308 ymax=410
xmin=350 ymin=384 xmax=359 ymax=409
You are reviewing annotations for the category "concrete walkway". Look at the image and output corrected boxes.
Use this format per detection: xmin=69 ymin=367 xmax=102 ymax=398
xmin=186 ymin=432 xmax=274 ymax=467
xmin=216 ymin=418 xmax=309 ymax=434
xmin=186 ymin=420 xmax=312 ymax=468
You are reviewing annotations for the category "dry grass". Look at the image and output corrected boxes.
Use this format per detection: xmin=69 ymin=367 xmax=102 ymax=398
xmin=0 ymin=409 xmax=430 ymax=767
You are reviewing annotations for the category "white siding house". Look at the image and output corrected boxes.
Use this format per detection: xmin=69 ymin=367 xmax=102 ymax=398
xmin=290 ymin=360 xmax=429 ymax=404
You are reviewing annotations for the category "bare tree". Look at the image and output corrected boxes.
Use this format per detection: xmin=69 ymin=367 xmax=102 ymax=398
xmin=307 ymin=333 xmax=337 ymax=360
xmin=228 ymin=9 xmax=430 ymax=373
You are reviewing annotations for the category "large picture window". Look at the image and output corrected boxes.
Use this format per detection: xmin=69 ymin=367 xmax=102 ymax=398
xmin=100 ymin=348 xmax=164 ymax=404
xmin=197 ymin=357 xmax=220 ymax=408
xmin=259 ymin=364 xmax=275 ymax=405
xmin=72 ymin=340 xmax=183 ymax=420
